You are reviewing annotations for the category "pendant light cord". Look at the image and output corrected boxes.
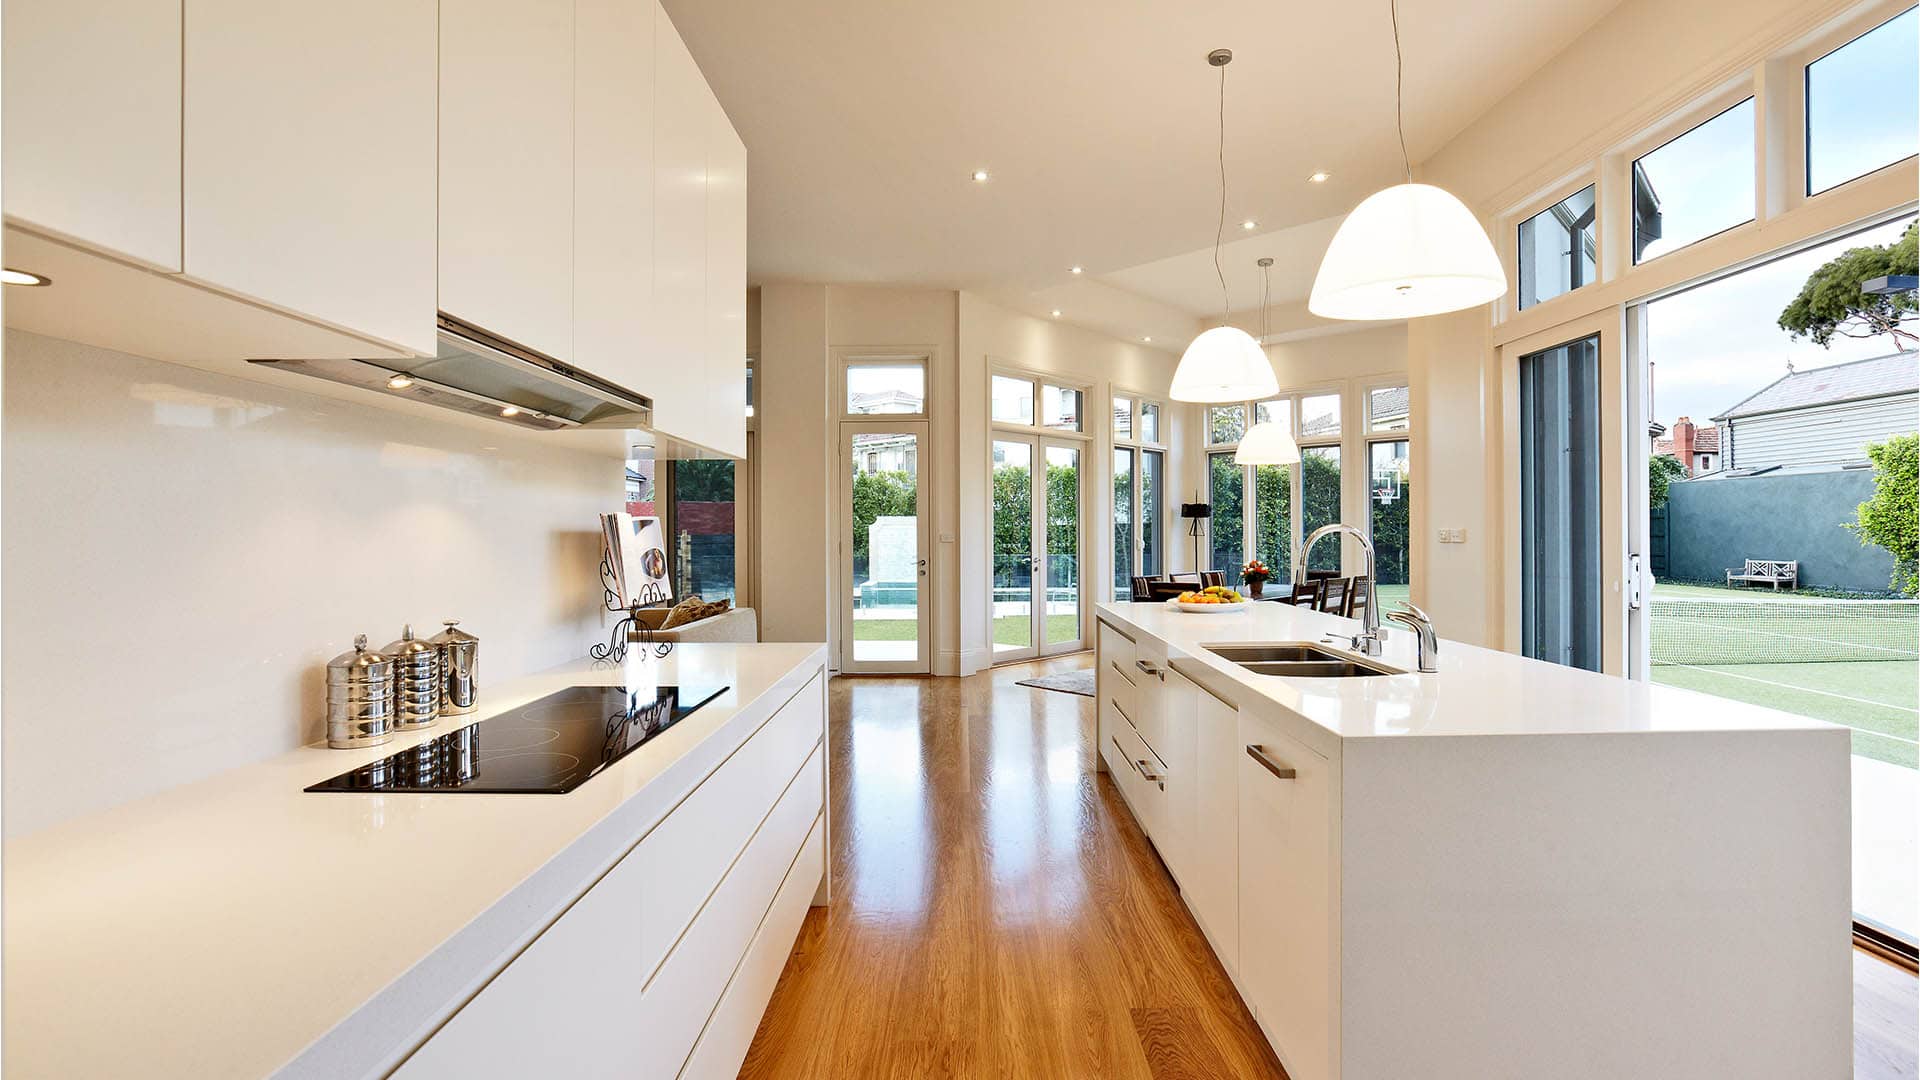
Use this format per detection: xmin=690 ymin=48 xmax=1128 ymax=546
xmin=1214 ymin=62 xmax=1231 ymax=321
xmin=1391 ymin=0 xmax=1411 ymax=183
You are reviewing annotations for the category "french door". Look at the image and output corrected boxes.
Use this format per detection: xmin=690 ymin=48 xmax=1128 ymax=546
xmin=1499 ymin=309 xmax=1642 ymax=676
xmin=839 ymin=421 xmax=929 ymax=674
xmin=991 ymin=435 xmax=1085 ymax=661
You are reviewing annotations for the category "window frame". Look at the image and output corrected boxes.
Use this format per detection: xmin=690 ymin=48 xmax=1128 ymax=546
xmin=838 ymin=354 xmax=931 ymax=420
xmin=990 ymin=364 xmax=1094 ymax=442
xmin=1624 ymin=91 xmax=1761 ymax=267
xmin=1361 ymin=379 xmax=1413 ymax=596
xmin=1800 ymin=4 xmax=1920 ymax=198
xmin=1111 ymin=386 xmax=1169 ymax=598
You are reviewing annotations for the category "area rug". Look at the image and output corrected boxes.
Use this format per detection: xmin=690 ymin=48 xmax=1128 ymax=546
xmin=1015 ymin=669 xmax=1096 ymax=697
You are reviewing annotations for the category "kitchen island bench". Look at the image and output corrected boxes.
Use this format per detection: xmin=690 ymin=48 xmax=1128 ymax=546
xmin=1094 ymin=600 xmax=1850 ymax=1080
xmin=4 ymin=642 xmax=828 ymax=1080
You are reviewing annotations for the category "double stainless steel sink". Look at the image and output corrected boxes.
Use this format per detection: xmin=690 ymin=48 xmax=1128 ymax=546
xmin=1202 ymin=643 xmax=1400 ymax=678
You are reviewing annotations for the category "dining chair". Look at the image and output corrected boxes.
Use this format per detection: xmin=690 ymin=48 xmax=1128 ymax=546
xmin=1342 ymin=576 xmax=1371 ymax=621
xmin=1129 ymin=576 xmax=1157 ymax=603
xmin=1199 ymin=571 xmax=1226 ymax=588
xmin=1316 ymin=577 xmax=1349 ymax=614
xmin=1287 ymin=578 xmax=1323 ymax=607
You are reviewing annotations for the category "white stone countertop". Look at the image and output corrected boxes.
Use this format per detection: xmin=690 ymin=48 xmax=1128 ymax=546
xmin=1096 ymin=601 xmax=1833 ymax=740
xmin=2 ymin=642 xmax=829 ymax=1080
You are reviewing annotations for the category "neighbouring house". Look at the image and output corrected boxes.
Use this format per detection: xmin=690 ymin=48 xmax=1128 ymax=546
xmin=1653 ymin=416 xmax=1721 ymax=476
xmin=1713 ymin=351 xmax=1919 ymax=470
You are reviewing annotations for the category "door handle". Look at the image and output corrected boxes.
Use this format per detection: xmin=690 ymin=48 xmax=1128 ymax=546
xmin=1245 ymin=744 xmax=1297 ymax=780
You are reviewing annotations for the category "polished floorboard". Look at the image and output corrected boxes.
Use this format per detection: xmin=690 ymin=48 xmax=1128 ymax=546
xmin=740 ymin=655 xmax=1918 ymax=1079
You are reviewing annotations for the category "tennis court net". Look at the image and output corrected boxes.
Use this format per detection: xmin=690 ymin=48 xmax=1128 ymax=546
xmin=1649 ymin=596 xmax=1920 ymax=665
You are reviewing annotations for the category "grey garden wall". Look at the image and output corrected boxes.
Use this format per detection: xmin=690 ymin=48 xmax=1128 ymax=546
xmin=1664 ymin=469 xmax=1895 ymax=593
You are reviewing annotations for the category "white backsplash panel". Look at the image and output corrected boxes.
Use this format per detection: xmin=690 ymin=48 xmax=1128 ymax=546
xmin=2 ymin=330 xmax=623 ymax=835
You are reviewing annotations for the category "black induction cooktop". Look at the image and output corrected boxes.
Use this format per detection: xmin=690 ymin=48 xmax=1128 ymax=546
xmin=306 ymin=684 xmax=727 ymax=794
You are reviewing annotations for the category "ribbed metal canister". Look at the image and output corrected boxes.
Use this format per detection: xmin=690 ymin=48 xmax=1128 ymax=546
xmin=325 ymin=634 xmax=395 ymax=749
xmin=383 ymin=624 xmax=442 ymax=730
xmin=427 ymin=620 xmax=479 ymax=715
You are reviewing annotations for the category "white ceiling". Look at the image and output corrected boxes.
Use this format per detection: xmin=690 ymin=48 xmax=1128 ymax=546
xmin=665 ymin=0 xmax=1625 ymax=346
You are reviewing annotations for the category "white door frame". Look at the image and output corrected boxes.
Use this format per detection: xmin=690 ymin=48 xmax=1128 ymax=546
xmin=987 ymin=433 xmax=1088 ymax=663
xmin=1036 ymin=436 xmax=1087 ymax=657
xmin=1497 ymin=307 xmax=1636 ymax=676
xmin=838 ymin=420 xmax=931 ymax=675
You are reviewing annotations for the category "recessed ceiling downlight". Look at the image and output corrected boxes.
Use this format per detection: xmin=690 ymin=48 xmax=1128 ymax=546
xmin=971 ymin=169 xmax=991 ymax=182
xmin=2 ymin=268 xmax=52 ymax=286
xmin=1307 ymin=171 xmax=1331 ymax=183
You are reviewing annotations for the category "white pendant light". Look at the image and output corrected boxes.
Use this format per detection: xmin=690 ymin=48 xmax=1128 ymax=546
xmin=1308 ymin=0 xmax=1506 ymax=321
xmin=1171 ymin=49 xmax=1278 ymax=403
xmin=1235 ymin=258 xmax=1300 ymax=464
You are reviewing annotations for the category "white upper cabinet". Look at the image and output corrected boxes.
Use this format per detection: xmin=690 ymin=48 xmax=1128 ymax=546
xmin=183 ymin=0 xmax=437 ymax=356
xmin=703 ymin=103 xmax=749 ymax=459
xmin=650 ymin=8 xmax=713 ymax=443
xmin=441 ymin=0 xmax=575 ymax=359
xmin=3 ymin=0 xmax=183 ymax=271
xmin=573 ymin=0 xmax=656 ymax=396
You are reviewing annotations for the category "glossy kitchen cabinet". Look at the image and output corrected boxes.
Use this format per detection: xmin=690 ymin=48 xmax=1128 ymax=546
xmin=701 ymin=100 xmax=750 ymax=459
xmin=184 ymin=0 xmax=438 ymax=356
xmin=3 ymin=0 xmax=183 ymax=271
xmin=440 ymin=0 xmax=576 ymax=362
xmin=573 ymin=0 xmax=656 ymax=397
xmin=396 ymin=673 xmax=827 ymax=1078
xmin=1237 ymin=710 xmax=1334 ymax=1080
xmin=1170 ymin=663 xmax=1240 ymax=969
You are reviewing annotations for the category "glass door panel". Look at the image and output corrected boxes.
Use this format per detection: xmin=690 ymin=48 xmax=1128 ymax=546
xmin=992 ymin=440 xmax=1035 ymax=658
xmin=1043 ymin=444 xmax=1082 ymax=648
xmin=842 ymin=424 xmax=927 ymax=673
xmin=1301 ymin=447 xmax=1343 ymax=571
xmin=1141 ymin=450 xmax=1164 ymax=577
xmin=1208 ymin=452 xmax=1243 ymax=573
xmin=1369 ymin=440 xmax=1412 ymax=609
xmin=1113 ymin=448 xmax=1135 ymax=602
xmin=1519 ymin=336 xmax=1602 ymax=671
xmin=1252 ymin=463 xmax=1292 ymax=581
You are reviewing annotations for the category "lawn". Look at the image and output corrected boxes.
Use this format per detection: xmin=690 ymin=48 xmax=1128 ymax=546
xmin=1652 ymin=660 xmax=1918 ymax=768
xmin=854 ymin=615 xmax=1081 ymax=645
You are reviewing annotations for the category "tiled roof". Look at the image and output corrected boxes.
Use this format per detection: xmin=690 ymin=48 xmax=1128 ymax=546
xmin=1693 ymin=426 xmax=1719 ymax=453
xmin=1715 ymin=351 xmax=1918 ymax=420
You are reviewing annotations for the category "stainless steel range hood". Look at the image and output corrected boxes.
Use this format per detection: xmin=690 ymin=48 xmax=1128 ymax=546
xmin=248 ymin=313 xmax=652 ymax=432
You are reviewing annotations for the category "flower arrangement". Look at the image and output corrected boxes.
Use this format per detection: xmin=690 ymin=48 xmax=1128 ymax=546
xmin=1240 ymin=559 xmax=1272 ymax=584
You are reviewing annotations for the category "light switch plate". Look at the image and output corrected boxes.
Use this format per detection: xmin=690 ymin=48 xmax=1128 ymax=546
xmin=1438 ymin=528 xmax=1469 ymax=544
xmin=939 ymin=532 xmax=956 ymax=543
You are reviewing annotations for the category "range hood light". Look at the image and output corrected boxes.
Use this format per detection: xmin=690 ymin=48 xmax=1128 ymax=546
xmin=500 ymin=405 xmax=521 ymax=418
xmin=387 ymin=373 xmax=415 ymax=390
xmin=2 ymin=268 xmax=52 ymax=287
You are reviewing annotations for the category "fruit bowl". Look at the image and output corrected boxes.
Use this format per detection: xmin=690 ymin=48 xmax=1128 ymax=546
xmin=1165 ymin=585 xmax=1249 ymax=614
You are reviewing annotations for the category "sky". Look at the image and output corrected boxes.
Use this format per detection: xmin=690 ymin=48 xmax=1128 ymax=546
xmin=1646 ymin=214 xmax=1915 ymax=428
xmin=1639 ymin=8 xmax=1916 ymax=431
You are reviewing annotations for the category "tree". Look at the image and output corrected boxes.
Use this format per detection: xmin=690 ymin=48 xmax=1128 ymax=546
xmin=850 ymin=470 xmax=915 ymax=562
xmin=1778 ymin=222 xmax=1918 ymax=350
xmin=1848 ymin=433 xmax=1918 ymax=597
xmin=1649 ymin=454 xmax=1688 ymax=509
xmin=1299 ymin=451 xmax=1343 ymax=571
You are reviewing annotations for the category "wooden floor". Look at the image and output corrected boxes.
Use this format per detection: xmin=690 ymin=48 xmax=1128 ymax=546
xmin=740 ymin=655 xmax=1919 ymax=1080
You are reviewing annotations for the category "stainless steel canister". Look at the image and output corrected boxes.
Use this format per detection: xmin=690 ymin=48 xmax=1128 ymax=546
xmin=325 ymin=634 xmax=395 ymax=749
xmin=427 ymin=620 xmax=479 ymax=715
xmin=383 ymin=624 xmax=442 ymax=729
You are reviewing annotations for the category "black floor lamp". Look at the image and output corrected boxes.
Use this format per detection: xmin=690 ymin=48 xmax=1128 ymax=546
xmin=1180 ymin=501 xmax=1211 ymax=573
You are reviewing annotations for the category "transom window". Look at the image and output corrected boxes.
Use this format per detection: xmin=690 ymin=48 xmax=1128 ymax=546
xmin=1516 ymin=185 xmax=1596 ymax=310
xmin=1632 ymin=97 xmax=1756 ymax=263
xmin=1807 ymin=7 xmax=1919 ymax=195
xmin=845 ymin=361 xmax=927 ymax=416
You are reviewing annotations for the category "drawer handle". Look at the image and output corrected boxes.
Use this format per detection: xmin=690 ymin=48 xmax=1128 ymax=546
xmin=1245 ymin=744 xmax=1297 ymax=781
xmin=1134 ymin=659 xmax=1164 ymax=681
xmin=1134 ymin=758 xmax=1164 ymax=784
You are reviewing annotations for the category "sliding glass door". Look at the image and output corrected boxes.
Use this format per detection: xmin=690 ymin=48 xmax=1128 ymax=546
xmin=991 ymin=435 xmax=1084 ymax=660
xmin=1502 ymin=312 xmax=1631 ymax=676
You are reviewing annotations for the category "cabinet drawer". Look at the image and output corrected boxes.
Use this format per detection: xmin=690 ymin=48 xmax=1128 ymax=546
xmin=631 ymin=743 xmax=826 ymax=1078
xmin=680 ymin=813 xmax=826 ymax=1079
xmin=1106 ymin=662 xmax=1138 ymax=730
xmin=1108 ymin=718 xmax=1167 ymax=841
xmin=1128 ymin=637 xmax=1169 ymax=758
xmin=1098 ymin=620 xmax=1136 ymax=681
xmin=393 ymin=678 xmax=826 ymax=1079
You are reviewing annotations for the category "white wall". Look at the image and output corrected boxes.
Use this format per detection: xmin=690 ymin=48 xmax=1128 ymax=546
xmin=2 ymin=331 xmax=620 ymax=835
